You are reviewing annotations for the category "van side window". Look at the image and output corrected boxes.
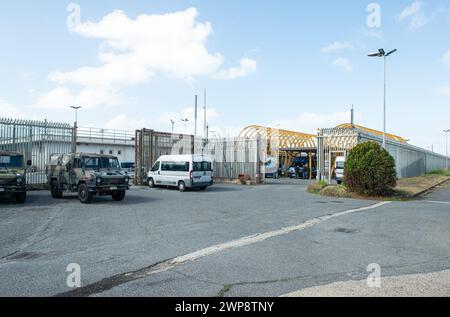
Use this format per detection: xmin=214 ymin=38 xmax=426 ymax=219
xmin=193 ymin=161 xmax=212 ymax=171
xmin=151 ymin=161 xmax=160 ymax=172
xmin=161 ymin=161 xmax=189 ymax=172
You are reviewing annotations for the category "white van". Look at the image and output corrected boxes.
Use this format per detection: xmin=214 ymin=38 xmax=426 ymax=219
xmin=335 ymin=156 xmax=346 ymax=185
xmin=147 ymin=155 xmax=213 ymax=192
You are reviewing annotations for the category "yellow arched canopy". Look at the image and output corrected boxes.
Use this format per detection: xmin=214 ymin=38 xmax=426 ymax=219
xmin=336 ymin=124 xmax=408 ymax=143
xmin=239 ymin=125 xmax=317 ymax=150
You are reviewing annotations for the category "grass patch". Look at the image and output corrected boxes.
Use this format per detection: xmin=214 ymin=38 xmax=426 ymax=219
xmin=306 ymin=180 xmax=327 ymax=194
xmin=319 ymin=185 xmax=352 ymax=198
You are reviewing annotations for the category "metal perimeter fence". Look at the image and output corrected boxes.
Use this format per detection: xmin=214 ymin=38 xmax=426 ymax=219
xmin=0 ymin=118 xmax=73 ymax=185
xmin=134 ymin=129 xmax=266 ymax=185
xmin=317 ymin=127 xmax=448 ymax=182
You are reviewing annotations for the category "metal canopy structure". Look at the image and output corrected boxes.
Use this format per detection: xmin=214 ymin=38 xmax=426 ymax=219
xmin=336 ymin=123 xmax=408 ymax=143
xmin=239 ymin=125 xmax=317 ymax=151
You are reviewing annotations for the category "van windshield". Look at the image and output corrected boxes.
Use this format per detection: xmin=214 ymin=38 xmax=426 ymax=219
xmin=193 ymin=161 xmax=212 ymax=172
xmin=336 ymin=162 xmax=345 ymax=169
xmin=0 ymin=155 xmax=23 ymax=168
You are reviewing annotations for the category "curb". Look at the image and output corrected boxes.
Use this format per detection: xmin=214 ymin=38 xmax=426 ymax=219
xmin=411 ymin=177 xmax=450 ymax=198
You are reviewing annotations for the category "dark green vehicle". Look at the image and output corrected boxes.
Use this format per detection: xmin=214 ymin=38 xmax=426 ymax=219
xmin=46 ymin=153 xmax=131 ymax=204
xmin=0 ymin=151 xmax=28 ymax=204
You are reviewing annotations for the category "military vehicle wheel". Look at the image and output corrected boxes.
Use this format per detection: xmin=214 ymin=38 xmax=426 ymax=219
xmin=148 ymin=178 xmax=155 ymax=188
xmin=15 ymin=192 xmax=26 ymax=204
xmin=78 ymin=184 xmax=92 ymax=204
xmin=112 ymin=190 xmax=126 ymax=201
xmin=178 ymin=181 xmax=186 ymax=192
xmin=50 ymin=180 xmax=63 ymax=198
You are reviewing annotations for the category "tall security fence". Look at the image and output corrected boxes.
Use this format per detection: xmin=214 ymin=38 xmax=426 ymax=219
xmin=0 ymin=118 xmax=73 ymax=185
xmin=317 ymin=127 xmax=448 ymax=182
xmin=134 ymin=129 xmax=266 ymax=185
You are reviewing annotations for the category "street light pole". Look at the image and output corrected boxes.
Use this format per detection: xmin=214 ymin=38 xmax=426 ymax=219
xmin=368 ymin=48 xmax=397 ymax=149
xmin=445 ymin=130 xmax=450 ymax=171
xmin=70 ymin=106 xmax=81 ymax=152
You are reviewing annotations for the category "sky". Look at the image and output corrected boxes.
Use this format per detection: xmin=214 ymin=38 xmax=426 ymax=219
xmin=0 ymin=0 xmax=450 ymax=154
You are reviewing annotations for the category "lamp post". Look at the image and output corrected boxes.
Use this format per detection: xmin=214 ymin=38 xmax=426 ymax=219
xmin=445 ymin=130 xmax=450 ymax=171
xmin=181 ymin=118 xmax=189 ymax=134
xmin=368 ymin=48 xmax=397 ymax=148
xmin=170 ymin=119 xmax=175 ymax=133
xmin=70 ymin=106 xmax=81 ymax=153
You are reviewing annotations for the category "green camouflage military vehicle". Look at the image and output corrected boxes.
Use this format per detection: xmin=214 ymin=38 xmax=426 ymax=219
xmin=0 ymin=151 xmax=27 ymax=204
xmin=46 ymin=153 xmax=131 ymax=203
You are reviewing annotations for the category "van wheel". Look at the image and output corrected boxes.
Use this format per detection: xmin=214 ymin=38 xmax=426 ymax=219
xmin=78 ymin=184 xmax=92 ymax=204
xmin=178 ymin=181 xmax=186 ymax=192
xmin=337 ymin=180 xmax=342 ymax=185
xmin=50 ymin=180 xmax=63 ymax=198
xmin=112 ymin=190 xmax=126 ymax=201
xmin=15 ymin=192 xmax=26 ymax=204
xmin=199 ymin=186 xmax=207 ymax=191
xmin=148 ymin=178 xmax=155 ymax=188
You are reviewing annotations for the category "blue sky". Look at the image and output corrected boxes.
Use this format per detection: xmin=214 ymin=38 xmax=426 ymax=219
xmin=0 ymin=0 xmax=450 ymax=154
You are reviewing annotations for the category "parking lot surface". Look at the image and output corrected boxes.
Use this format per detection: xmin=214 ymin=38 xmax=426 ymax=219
xmin=0 ymin=180 xmax=449 ymax=296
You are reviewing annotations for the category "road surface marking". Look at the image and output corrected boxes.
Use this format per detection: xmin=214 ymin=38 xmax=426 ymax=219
xmin=58 ymin=201 xmax=391 ymax=296
xmin=428 ymin=201 xmax=450 ymax=205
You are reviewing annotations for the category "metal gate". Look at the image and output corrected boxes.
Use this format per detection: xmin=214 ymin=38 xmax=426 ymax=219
xmin=135 ymin=129 xmax=265 ymax=185
xmin=0 ymin=118 xmax=73 ymax=185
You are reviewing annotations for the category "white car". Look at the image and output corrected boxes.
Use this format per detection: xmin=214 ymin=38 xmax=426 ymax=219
xmin=335 ymin=156 xmax=346 ymax=185
xmin=147 ymin=155 xmax=213 ymax=192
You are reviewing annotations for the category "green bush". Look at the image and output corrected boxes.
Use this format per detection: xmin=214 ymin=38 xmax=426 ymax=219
xmin=344 ymin=142 xmax=397 ymax=196
xmin=306 ymin=180 xmax=328 ymax=194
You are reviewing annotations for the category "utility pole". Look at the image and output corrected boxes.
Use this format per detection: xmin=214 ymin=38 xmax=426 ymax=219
xmin=351 ymin=105 xmax=355 ymax=127
xmin=194 ymin=95 xmax=198 ymax=136
xmin=203 ymin=88 xmax=207 ymax=139
xmin=70 ymin=106 xmax=81 ymax=153
xmin=445 ymin=130 xmax=450 ymax=170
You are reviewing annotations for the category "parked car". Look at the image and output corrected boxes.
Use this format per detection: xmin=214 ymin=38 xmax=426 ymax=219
xmin=121 ymin=161 xmax=135 ymax=180
xmin=0 ymin=151 xmax=28 ymax=203
xmin=46 ymin=153 xmax=131 ymax=203
xmin=335 ymin=156 xmax=346 ymax=185
xmin=147 ymin=155 xmax=213 ymax=192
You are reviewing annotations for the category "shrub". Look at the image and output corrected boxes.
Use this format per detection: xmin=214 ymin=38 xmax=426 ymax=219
xmin=344 ymin=142 xmax=397 ymax=196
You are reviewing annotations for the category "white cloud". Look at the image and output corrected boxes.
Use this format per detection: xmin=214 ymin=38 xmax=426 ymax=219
xmin=442 ymin=50 xmax=450 ymax=68
xmin=333 ymin=57 xmax=353 ymax=72
xmin=0 ymin=100 xmax=24 ymax=119
xmin=321 ymin=41 xmax=353 ymax=54
xmin=436 ymin=84 xmax=450 ymax=96
xmin=397 ymin=1 xmax=429 ymax=30
xmin=36 ymin=8 xmax=256 ymax=110
xmin=270 ymin=112 xmax=352 ymax=135
xmin=34 ymin=86 xmax=125 ymax=110
xmin=103 ymin=114 xmax=147 ymax=131
xmin=213 ymin=58 xmax=257 ymax=80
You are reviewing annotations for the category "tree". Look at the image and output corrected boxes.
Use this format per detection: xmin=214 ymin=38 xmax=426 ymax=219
xmin=344 ymin=142 xmax=397 ymax=196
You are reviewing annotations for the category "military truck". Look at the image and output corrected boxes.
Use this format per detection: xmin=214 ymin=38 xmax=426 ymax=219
xmin=46 ymin=153 xmax=131 ymax=203
xmin=0 ymin=151 xmax=28 ymax=204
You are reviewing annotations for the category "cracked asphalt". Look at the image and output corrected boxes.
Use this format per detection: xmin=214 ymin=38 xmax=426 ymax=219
xmin=0 ymin=179 xmax=449 ymax=297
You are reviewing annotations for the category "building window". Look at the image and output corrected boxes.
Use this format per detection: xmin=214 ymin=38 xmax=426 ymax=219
xmin=100 ymin=150 xmax=104 ymax=154
xmin=109 ymin=150 xmax=113 ymax=155
xmin=118 ymin=150 xmax=122 ymax=155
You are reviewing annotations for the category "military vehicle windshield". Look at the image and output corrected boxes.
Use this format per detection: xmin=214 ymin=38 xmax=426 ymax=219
xmin=82 ymin=156 xmax=121 ymax=170
xmin=0 ymin=155 xmax=23 ymax=168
